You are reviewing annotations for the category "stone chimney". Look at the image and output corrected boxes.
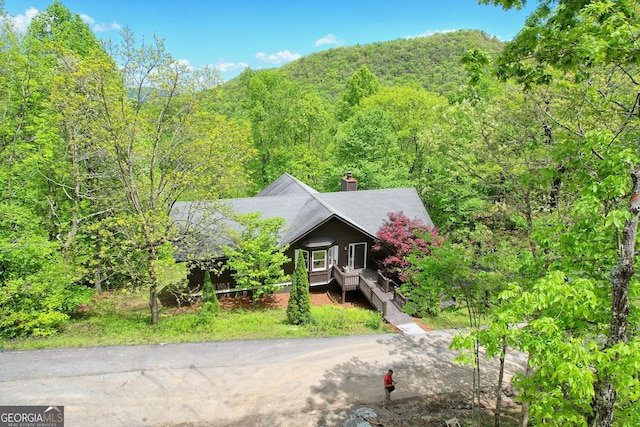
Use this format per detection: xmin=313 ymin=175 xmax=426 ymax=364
xmin=341 ymin=171 xmax=358 ymax=191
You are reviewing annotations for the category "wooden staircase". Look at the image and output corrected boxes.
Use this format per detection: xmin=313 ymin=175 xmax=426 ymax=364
xmin=334 ymin=268 xmax=424 ymax=334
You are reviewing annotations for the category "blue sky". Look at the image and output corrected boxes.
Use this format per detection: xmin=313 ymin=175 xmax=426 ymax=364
xmin=4 ymin=0 xmax=538 ymax=82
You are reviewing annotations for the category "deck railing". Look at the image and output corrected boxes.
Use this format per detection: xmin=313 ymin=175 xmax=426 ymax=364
xmin=358 ymin=275 xmax=387 ymax=316
xmin=393 ymin=289 xmax=408 ymax=309
xmin=333 ymin=267 xmax=360 ymax=291
xmin=334 ymin=267 xmax=361 ymax=303
xmin=376 ymin=270 xmax=400 ymax=293
xmin=376 ymin=271 xmax=389 ymax=292
xmin=376 ymin=270 xmax=408 ymax=310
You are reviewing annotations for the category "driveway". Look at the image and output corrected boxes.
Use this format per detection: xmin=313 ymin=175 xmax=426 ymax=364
xmin=0 ymin=331 xmax=527 ymax=426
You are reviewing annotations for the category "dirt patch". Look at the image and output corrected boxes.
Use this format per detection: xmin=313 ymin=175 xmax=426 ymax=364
xmin=343 ymin=387 xmax=521 ymax=427
xmin=218 ymin=286 xmax=376 ymax=311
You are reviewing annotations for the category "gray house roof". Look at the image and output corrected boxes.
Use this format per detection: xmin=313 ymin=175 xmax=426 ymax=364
xmin=170 ymin=173 xmax=433 ymax=261
xmin=255 ymin=172 xmax=319 ymax=197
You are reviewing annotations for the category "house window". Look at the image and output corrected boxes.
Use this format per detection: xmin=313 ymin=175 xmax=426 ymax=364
xmin=312 ymin=250 xmax=327 ymax=271
xmin=295 ymin=249 xmax=310 ymax=271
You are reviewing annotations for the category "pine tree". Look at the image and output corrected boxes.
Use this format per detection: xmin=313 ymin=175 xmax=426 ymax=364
xmin=200 ymin=270 xmax=220 ymax=317
xmin=287 ymin=251 xmax=311 ymax=325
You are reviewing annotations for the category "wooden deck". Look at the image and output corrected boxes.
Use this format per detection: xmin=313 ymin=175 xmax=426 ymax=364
xmin=333 ymin=268 xmax=416 ymax=330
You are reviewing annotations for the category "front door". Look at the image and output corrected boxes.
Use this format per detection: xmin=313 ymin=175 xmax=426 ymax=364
xmin=348 ymin=242 xmax=367 ymax=270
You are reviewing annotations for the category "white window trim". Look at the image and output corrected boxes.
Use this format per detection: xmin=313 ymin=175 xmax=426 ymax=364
xmin=295 ymin=249 xmax=310 ymax=271
xmin=328 ymin=245 xmax=339 ymax=267
xmin=348 ymin=242 xmax=367 ymax=270
xmin=311 ymin=250 xmax=327 ymax=272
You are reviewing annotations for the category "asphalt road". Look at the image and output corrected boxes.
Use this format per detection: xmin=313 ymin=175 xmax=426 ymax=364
xmin=0 ymin=331 xmax=528 ymax=426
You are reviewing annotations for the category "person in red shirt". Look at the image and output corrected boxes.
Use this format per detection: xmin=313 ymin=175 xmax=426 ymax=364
xmin=383 ymin=369 xmax=395 ymax=408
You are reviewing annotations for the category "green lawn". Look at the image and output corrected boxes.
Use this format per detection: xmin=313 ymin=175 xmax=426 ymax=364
xmin=420 ymin=309 xmax=478 ymax=330
xmin=1 ymin=289 xmax=393 ymax=350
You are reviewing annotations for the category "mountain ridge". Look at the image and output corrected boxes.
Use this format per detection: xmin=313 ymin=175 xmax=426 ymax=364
xmin=221 ymin=29 xmax=505 ymax=102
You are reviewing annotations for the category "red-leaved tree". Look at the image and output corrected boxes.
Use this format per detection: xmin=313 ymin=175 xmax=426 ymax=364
xmin=372 ymin=212 xmax=443 ymax=282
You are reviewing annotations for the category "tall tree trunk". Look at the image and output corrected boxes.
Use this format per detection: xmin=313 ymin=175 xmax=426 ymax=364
xmin=146 ymin=244 xmax=160 ymax=325
xmin=94 ymin=230 xmax=102 ymax=292
xmin=590 ymin=165 xmax=639 ymax=426
xmin=58 ymin=134 xmax=81 ymax=264
xmin=520 ymin=356 xmax=531 ymax=427
xmin=475 ymin=339 xmax=481 ymax=410
xmin=94 ymin=267 xmax=102 ymax=292
xmin=465 ymin=299 xmax=481 ymax=410
xmin=60 ymin=183 xmax=79 ymax=265
xmin=494 ymin=342 xmax=507 ymax=427
xmin=149 ymin=284 xmax=159 ymax=325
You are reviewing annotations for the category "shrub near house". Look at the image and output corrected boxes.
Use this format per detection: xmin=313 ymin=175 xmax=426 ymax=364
xmin=372 ymin=211 xmax=442 ymax=283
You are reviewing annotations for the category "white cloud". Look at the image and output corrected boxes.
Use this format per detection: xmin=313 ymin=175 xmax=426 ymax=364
xmin=7 ymin=8 xmax=120 ymax=34
xmin=405 ymin=29 xmax=457 ymax=39
xmin=172 ymin=59 xmax=196 ymax=71
xmin=80 ymin=14 xmax=95 ymax=26
xmin=92 ymin=21 xmax=122 ymax=32
xmin=314 ymin=33 xmax=343 ymax=47
xmin=9 ymin=7 xmax=39 ymax=33
xmin=254 ymin=50 xmax=301 ymax=65
xmin=216 ymin=59 xmax=250 ymax=73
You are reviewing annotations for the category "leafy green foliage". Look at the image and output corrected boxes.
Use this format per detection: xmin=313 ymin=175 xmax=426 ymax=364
xmin=342 ymin=66 xmax=381 ymax=107
xmin=81 ymin=214 xmax=149 ymax=291
xmin=485 ymin=273 xmax=608 ymax=425
xmin=97 ymin=28 xmax=252 ymax=324
xmin=495 ymin=0 xmax=640 ymax=88
xmin=360 ymin=86 xmax=449 ymax=182
xmin=27 ymin=0 xmax=102 ymax=58
xmin=336 ymin=65 xmax=381 ymax=121
xmin=3 ymin=291 xmax=390 ymax=349
xmin=275 ymin=30 xmax=505 ymax=102
xmin=0 ymin=204 xmax=93 ymax=338
xmin=331 ymin=107 xmax=407 ymax=190
xmin=201 ymin=270 xmax=215 ymax=304
xmin=286 ymin=251 xmax=311 ymax=325
xmin=0 ymin=262 xmax=93 ymax=338
xmin=402 ymin=242 xmax=464 ymax=317
xmin=237 ymin=69 xmax=332 ymax=192
xmin=475 ymin=1 xmax=640 ymax=424
xmin=223 ymin=213 xmax=290 ymax=302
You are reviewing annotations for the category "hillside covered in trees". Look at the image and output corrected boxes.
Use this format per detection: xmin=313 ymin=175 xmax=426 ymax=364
xmin=216 ymin=29 xmax=504 ymax=114
xmin=1 ymin=0 xmax=640 ymax=425
xmin=271 ymin=29 xmax=503 ymax=100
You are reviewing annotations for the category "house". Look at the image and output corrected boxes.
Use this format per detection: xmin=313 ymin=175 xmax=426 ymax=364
xmin=170 ymin=172 xmax=434 ymax=301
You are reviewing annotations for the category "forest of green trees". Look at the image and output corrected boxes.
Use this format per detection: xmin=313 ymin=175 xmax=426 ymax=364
xmin=1 ymin=0 xmax=639 ymax=425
